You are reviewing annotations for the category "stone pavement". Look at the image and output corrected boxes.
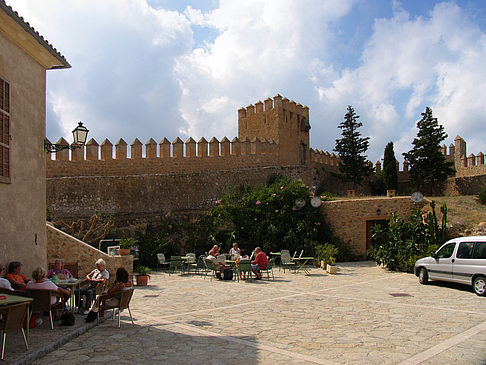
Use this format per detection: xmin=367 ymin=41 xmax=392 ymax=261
xmin=10 ymin=262 xmax=486 ymax=364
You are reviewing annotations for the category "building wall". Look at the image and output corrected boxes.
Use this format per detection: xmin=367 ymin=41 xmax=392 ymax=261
xmin=321 ymin=197 xmax=425 ymax=258
xmin=0 ymin=31 xmax=47 ymax=275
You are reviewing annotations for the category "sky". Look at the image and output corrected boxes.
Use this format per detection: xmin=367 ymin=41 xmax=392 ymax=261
xmin=8 ymin=0 xmax=486 ymax=164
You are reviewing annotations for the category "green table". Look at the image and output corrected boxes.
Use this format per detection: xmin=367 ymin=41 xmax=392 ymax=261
xmin=0 ymin=294 xmax=34 ymax=343
xmin=55 ymin=278 xmax=82 ymax=312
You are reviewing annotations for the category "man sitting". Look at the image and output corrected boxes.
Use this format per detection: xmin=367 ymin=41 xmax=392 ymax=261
xmin=251 ymin=247 xmax=268 ymax=280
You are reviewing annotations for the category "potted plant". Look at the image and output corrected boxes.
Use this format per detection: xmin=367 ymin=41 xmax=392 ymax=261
xmin=119 ymin=238 xmax=136 ymax=256
xmin=135 ymin=265 xmax=151 ymax=286
xmin=315 ymin=244 xmax=327 ymax=270
xmin=325 ymin=244 xmax=339 ymax=274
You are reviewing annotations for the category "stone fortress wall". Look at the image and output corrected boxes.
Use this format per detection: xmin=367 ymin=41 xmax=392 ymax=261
xmin=46 ymin=95 xmax=486 ymax=222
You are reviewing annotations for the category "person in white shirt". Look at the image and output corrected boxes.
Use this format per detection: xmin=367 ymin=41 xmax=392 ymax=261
xmin=0 ymin=264 xmax=14 ymax=291
xmin=78 ymin=259 xmax=109 ymax=314
xmin=229 ymin=242 xmax=241 ymax=258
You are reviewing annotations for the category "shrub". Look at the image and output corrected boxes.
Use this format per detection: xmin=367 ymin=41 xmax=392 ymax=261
xmin=368 ymin=201 xmax=447 ymax=272
xmin=202 ymin=176 xmax=339 ymax=256
xmin=478 ymin=187 xmax=486 ymax=205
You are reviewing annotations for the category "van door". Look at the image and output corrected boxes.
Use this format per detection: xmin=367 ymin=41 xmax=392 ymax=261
xmin=452 ymin=241 xmax=475 ymax=284
xmin=429 ymin=242 xmax=456 ymax=281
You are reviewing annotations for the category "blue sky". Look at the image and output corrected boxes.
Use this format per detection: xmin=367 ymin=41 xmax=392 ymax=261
xmin=8 ymin=0 xmax=486 ymax=164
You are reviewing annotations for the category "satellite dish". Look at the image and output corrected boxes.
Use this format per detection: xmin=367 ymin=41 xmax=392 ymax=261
xmin=411 ymin=192 xmax=424 ymax=203
xmin=295 ymin=198 xmax=306 ymax=209
xmin=310 ymin=196 xmax=322 ymax=208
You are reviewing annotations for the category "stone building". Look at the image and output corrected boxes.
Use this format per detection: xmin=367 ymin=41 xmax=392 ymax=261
xmin=0 ymin=1 xmax=70 ymax=275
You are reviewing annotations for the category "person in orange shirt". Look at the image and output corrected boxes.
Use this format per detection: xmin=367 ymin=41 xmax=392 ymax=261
xmin=6 ymin=261 xmax=30 ymax=290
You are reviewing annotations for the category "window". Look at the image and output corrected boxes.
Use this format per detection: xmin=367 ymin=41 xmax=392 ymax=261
xmin=456 ymin=242 xmax=474 ymax=259
xmin=473 ymin=242 xmax=486 ymax=259
xmin=0 ymin=77 xmax=10 ymax=183
xmin=436 ymin=242 xmax=455 ymax=259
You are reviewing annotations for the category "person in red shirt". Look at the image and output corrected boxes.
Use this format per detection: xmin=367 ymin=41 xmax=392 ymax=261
xmin=6 ymin=261 xmax=30 ymax=290
xmin=251 ymin=247 xmax=268 ymax=280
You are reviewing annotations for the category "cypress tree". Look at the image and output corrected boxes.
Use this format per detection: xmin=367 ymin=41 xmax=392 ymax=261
xmin=383 ymin=142 xmax=398 ymax=191
xmin=403 ymin=107 xmax=454 ymax=191
xmin=334 ymin=105 xmax=374 ymax=186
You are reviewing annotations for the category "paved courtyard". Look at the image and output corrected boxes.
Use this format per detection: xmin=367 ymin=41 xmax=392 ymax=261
xmin=26 ymin=262 xmax=486 ymax=364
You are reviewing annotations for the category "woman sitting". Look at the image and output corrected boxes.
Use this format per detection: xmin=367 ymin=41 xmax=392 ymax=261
xmin=47 ymin=258 xmax=73 ymax=280
xmin=229 ymin=242 xmax=241 ymax=259
xmin=26 ymin=266 xmax=71 ymax=319
xmin=85 ymin=267 xmax=132 ymax=322
xmin=6 ymin=261 xmax=30 ymax=291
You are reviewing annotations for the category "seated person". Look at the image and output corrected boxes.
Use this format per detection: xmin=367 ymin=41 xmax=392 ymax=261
xmin=0 ymin=264 xmax=14 ymax=291
xmin=85 ymin=267 xmax=133 ymax=322
xmin=26 ymin=266 xmax=71 ymax=319
xmin=47 ymin=258 xmax=73 ymax=280
xmin=235 ymin=249 xmax=250 ymax=280
xmin=229 ymin=242 xmax=241 ymax=258
xmin=208 ymin=245 xmax=220 ymax=257
xmin=6 ymin=261 xmax=30 ymax=290
xmin=251 ymin=247 xmax=268 ymax=280
xmin=78 ymin=259 xmax=109 ymax=315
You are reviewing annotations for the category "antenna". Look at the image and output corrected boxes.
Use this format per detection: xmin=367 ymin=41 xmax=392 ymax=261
xmin=411 ymin=192 xmax=424 ymax=203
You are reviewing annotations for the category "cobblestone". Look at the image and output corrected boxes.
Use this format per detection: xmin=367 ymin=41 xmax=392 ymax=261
xmin=6 ymin=261 xmax=486 ymax=364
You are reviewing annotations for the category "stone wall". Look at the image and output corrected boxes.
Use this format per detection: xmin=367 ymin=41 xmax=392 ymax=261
xmin=47 ymin=223 xmax=133 ymax=278
xmin=444 ymin=175 xmax=486 ymax=196
xmin=321 ymin=197 xmax=426 ymax=258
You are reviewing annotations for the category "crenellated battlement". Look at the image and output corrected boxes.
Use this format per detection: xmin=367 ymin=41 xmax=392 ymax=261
xmin=46 ymin=135 xmax=281 ymax=178
xmin=440 ymin=136 xmax=486 ymax=177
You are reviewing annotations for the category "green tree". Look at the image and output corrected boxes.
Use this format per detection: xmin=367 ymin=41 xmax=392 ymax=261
xmin=334 ymin=105 xmax=373 ymax=186
xmin=383 ymin=142 xmax=398 ymax=191
xmin=403 ymin=107 xmax=454 ymax=192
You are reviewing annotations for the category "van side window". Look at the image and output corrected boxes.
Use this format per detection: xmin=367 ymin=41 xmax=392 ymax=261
xmin=472 ymin=242 xmax=486 ymax=259
xmin=456 ymin=242 xmax=474 ymax=259
xmin=436 ymin=242 xmax=455 ymax=259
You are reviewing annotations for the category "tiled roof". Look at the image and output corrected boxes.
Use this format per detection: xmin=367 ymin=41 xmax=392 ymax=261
xmin=0 ymin=0 xmax=71 ymax=69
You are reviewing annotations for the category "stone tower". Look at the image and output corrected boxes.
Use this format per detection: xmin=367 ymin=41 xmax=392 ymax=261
xmin=237 ymin=94 xmax=310 ymax=165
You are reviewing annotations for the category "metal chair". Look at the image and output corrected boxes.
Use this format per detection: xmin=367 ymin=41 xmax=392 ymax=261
xmin=195 ymin=255 xmax=208 ymax=275
xmin=281 ymin=252 xmax=296 ymax=273
xmin=236 ymin=259 xmax=252 ymax=281
xmin=97 ymin=288 xmax=135 ymax=328
xmin=156 ymin=253 xmax=169 ymax=271
xmin=260 ymin=258 xmax=275 ymax=280
xmin=185 ymin=253 xmax=197 ymax=274
xmin=0 ymin=302 xmax=30 ymax=360
xmin=168 ymin=256 xmax=183 ymax=275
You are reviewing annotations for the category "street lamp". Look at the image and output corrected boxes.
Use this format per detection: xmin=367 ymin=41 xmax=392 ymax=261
xmin=44 ymin=122 xmax=89 ymax=153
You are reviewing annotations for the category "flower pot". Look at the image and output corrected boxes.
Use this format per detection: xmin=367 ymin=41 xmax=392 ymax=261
xmin=320 ymin=260 xmax=327 ymax=270
xmin=118 ymin=248 xmax=130 ymax=256
xmin=326 ymin=265 xmax=337 ymax=274
xmin=136 ymin=275 xmax=149 ymax=286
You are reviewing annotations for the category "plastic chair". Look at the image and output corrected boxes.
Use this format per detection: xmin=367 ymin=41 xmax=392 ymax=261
xmin=205 ymin=259 xmax=221 ymax=280
xmin=236 ymin=259 xmax=252 ymax=282
xmin=0 ymin=302 xmax=30 ymax=360
xmin=196 ymin=255 xmax=208 ymax=275
xmin=156 ymin=253 xmax=169 ymax=271
xmin=26 ymin=289 xmax=64 ymax=329
xmin=97 ymin=288 xmax=134 ymax=328
xmin=281 ymin=252 xmax=296 ymax=273
xmin=260 ymin=258 xmax=275 ymax=280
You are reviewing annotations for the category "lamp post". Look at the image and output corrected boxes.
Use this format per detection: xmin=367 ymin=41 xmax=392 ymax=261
xmin=44 ymin=122 xmax=89 ymax=153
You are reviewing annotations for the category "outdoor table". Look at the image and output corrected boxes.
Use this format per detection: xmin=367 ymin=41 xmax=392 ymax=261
xmin=292 ymin=257 xmax=315 ymax=275
xmin=0 ymin=294 xmax=34 ymax=343
xmin=55 ymin=278 xmax=82 ymax=312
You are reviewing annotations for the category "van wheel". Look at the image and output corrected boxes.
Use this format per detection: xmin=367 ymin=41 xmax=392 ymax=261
xmin=418 ymin=268 xmax=428 ymax=284
xmin=473 ymin=276 xmax=486 ymax=296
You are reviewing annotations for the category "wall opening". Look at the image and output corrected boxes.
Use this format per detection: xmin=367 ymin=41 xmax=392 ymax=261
xmin=365 ymin=219 xmax=388 ymax=258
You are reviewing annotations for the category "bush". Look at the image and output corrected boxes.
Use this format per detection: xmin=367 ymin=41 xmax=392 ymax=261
xmin=202 ymin=176 xmax=339 ymax=256
xmin=478 ymin=187 xmax=486 ymax=205
xmin=368 ymin=201 xmax=447 ymax=272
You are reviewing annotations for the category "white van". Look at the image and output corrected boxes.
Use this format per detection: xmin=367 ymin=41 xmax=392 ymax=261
xmin=414 ymin=236 xmax=486 ymax=296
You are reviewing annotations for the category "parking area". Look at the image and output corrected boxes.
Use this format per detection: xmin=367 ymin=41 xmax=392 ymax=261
xmin=23 ymin=262 xmax=486 ymax=364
